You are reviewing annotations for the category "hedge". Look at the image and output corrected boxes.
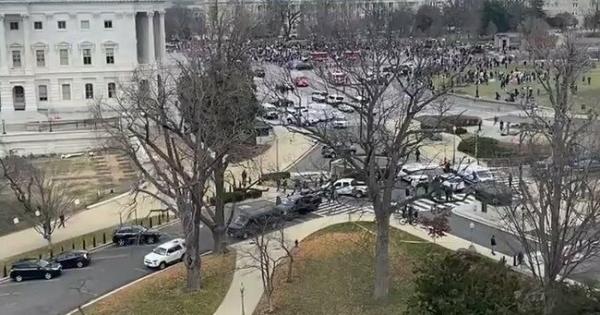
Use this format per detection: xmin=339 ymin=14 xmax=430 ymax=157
xmin=457 ymin=136 xmax=515 ymax=159
xmin=418 ymin=115 xmax=482 ymax=131
xmin=260 ymin=171 xmax=290 ymax=182
xmin=209 ymin=189 xmax=263 ymax=205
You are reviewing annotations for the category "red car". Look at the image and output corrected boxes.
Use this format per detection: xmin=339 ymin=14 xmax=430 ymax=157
xmin=294 ymin=76 xmax=309 ymax=87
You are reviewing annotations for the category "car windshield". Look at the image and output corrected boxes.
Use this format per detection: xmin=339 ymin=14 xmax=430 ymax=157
xmin=232 ymin=215 xmax=249 ymax=226
xmin=153 ymin=247 xmax=168 ymax=256
xmin=38 ymin=259 xmax=49 ymax=267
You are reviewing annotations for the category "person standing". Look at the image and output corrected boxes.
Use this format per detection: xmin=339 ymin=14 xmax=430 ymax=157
xmin=415 ymin=148 xmax=421 ymax=162
xmin=508 ymin=172 xmax=513 ymax=188
xmin=241 ymin=170 xmax=247 ymax=187
xmin=59 ymin=213 xmax=66 ymax=228
xmin=491 ymin=235 xmax=497 ymax=255
xmin=282 ymin=179 xmax=288 ymax=194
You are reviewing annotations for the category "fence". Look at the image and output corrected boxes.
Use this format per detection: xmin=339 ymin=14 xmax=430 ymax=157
xmin=0 ymin=212 xmax=173 ymax=278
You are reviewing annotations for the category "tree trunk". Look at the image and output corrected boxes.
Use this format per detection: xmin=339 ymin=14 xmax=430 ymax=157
xmin=286 ymin=256 xmax=293 ymax=283
xmin=213 ymin=159 xmax=228 ymax=254
xmin=373 ymin=213 xmax=391 ymax=300
xmin=182 ymin=205 xmax=203 ymax=291
xmin=543 ymin=281 xmax=556 ymax=315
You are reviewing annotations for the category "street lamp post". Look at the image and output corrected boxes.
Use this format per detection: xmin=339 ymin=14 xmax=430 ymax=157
xmin=2 ymin=119 xmax=6 ymax=135
xmin=240 ymin=282 xmax=245 ymax=315
xmin=452 ymin=125 xmax=457 ymax=165
xmin=469 ymin=222 xmax=475 ymax=245
xmin=474 ymin=130 xmax=480 ymax=165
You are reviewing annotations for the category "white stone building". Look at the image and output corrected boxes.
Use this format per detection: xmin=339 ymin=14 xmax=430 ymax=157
xmin=0 ymin=0 xmax=167 ymax=114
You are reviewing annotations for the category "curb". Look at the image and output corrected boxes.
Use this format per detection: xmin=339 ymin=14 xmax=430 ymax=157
xmin=64 ymin=249 xmax=212 ymax=315
xmin=283 ymin=141 xmax=319 ymax=172
xmin=85 ymin=191 xmax=132 ymax=210
xmin=0 ymin=218 xmax=180 ymax=286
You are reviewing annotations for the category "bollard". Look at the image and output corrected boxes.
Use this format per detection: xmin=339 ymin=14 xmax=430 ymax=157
xmin=158 ymin=215 xmax=162 ymax=225
xmin=50 ymin=249 xmax=53 ymax=258
xmin=149 ymin=217 xmax=153 ymax=228
xmin=2 ymin=265 xmax=6 ymax=277
xmin=39 ymin=254 xmax=42 ymax=260
xmin=93 ymin=236 xmax=97 ymax=248
xmin=166 ymin=211 xmax=170 ymax=221
xmin=83 ymin=239 xmax=86 ymax=250
xmin=61 ymin=245 xmax=64 ymax=253
xmin=72 ymin=242 xmax=75 ymax=250
xmin=103 ymin=233 xmax=106 ymax=244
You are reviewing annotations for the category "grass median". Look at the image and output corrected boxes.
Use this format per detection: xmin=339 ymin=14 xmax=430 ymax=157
xmin=253 ymin=222 xmax=449 ymax=315
xmin=86 ymin=252 xmax=236 ymax=315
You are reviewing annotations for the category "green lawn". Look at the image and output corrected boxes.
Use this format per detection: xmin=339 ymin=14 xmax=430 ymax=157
xmin=253 ymin=222 xmax=449 ymax=315
xmin=453 ymin=64 xmax=600 ymax=113
xmin=87 ymin=252 xmax=236 ymax=315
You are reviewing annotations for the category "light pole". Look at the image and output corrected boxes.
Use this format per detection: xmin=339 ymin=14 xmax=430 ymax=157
xmin=474 ymin=130 xmax=480 ymax=165
xmin=240 ymin=282 xmax=245 ymax=315
xmin=452 ymin=125 xmax=457 ymax=165
xmin=469 ymin=222 xmax=475 ymax=245
xmin=2 ymin=119 xmax=5 ymax=134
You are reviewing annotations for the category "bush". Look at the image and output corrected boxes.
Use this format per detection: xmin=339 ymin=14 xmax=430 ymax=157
xmin=418 ymin=115 xmax=482 ymax=131
xmin=409 ymin=251 xmax=527 ymax=315
xmin=209 ymin=189 xmax=263 ymax=205
xmin=454 ymin=127 xmax=467 ymax=135
xmin=457 ymin=136 xmax=514 ymax=158
xmin=260 ymin=171 xmax=290 ymax=182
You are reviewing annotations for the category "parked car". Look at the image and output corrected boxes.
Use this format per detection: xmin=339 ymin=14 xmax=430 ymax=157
xmin=144 ymin=238 xmax=186 ymax=270
xmin=321 ymin=144 xmax=357 ymax=158
xmin=572 ymin=158 xmax=600 ymax=172
xmin=52 ymin=250 xmax=91 ymax=269
xmin=228 ymin=203 xmax=286 ymax=239
xmin=327 ymin=94 xmax=344 ymax=105
xmin=337 ymin=104 xmax=354 ymax=113
xmin=293 ymin=76 xmax=309 ymax=87
xmin=323 ymin=178 xmax=368 ymax=198
xmin=112 ymin=225 xmax=161 ymax=246
xmin=274 ymin=98 xmax=294 ymax=107
xmin=398 ymin=163 xmax=440 ymax=181
xmin=441 ymin=174 xmax=466 ymax=192
xmin=311 ymin=91 xmax=328 ymax=102
xmin=332 ymin=118 xmax=349 ymax=129
xmin=10 ymin=259 xmax=62 ymax=282
xmin=263 ymin=110 xmax=279 ymax=120
xmin=276 ymin=83 xmax=294 ymax=93
xmin=456 ymin=164 xmax=495 ymax=185
xmin=275 ymin=193 xmax=322 ymax=216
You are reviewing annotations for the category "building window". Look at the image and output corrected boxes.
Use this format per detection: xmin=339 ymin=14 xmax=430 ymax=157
xmin=12 ymin=51 xmax=21 ymax=68
xmin=104 ymin=20 xmax=113 ymax=29
xmin=9 ymin=22 xmax=18 ymax=30
xmin=59 ymin=49 xmax=69 ymax=65
xmin=83 ymin=49 xmax=92 ymax=65
xmin=85 ymin=83 xmax=94 ymax=99
xmin=105 ymin=48 xmax=115 ymax=64
xmin=61 ymin=84 xmax=71 ymax=100
xmin=38 ymin=85 xmax=48 ymax=101
xmin=34 ymin=21 xmax=43 ymax=30
xmin=108 ymin=82 xmax=116 ymax=98
xmin=58 ymin=20 xmax=66 ymax=29
xmin=36 ymin=50 xmax=45 ymax=67
xmin=80 ymin=20 xmax=90 ymax=29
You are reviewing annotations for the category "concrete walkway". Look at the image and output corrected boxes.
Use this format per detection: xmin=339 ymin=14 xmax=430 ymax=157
xmin=214 ymin=212 xmax=513 ymax=315
xmin=0 ymin=127 xmax=314 ymax=262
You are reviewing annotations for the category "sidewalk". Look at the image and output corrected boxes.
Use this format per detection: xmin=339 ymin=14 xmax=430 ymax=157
xmin=214 ymin=212 xmax=515 ymax=315
xmin=0 ymin=191 xmax=162 ymax=261
xmin=0 ymin=126 xmax=315 ymax=262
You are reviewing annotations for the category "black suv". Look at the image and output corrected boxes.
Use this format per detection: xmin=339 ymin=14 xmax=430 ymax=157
xmin=112 ymin=225 xmax=161 ymax=246
xmin=275 ymin=193 xmax=322 ymax=216
xmin=10 ymin=259 xmax=62 ymax=282
xmin=52 ymin=250 xmax=91 ymax=269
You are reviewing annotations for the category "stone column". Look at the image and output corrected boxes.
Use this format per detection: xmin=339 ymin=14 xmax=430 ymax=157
xmin=22 ymin=14 xmax=31 ymax=72
xmin=158 ymin=11 xmax=166 ymax=64
xmin=146 ymin=12 xmax=155 ymax=64
xmin=0 ymin=14 xmax=6 ymax=73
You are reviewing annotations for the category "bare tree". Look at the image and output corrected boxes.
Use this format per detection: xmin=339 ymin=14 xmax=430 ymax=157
xmin=0 ymin=156 xmax=76 ymax=250
xmin=504 ymin=35 xmax=600 ymax=314
xmin=94 ymin=4 xmax=258 ymax=291
xmin=241 ymin=216 xmax=294 ymax=312
xmin=266 ymin=19 xmax=467 ymax=298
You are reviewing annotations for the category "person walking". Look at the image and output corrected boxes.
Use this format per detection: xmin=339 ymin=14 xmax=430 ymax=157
xmin=59 ymin=213 xmax=66 ymax=228
xmin=241 ymin=170 xmax=247 ymax=187
xmin=491 ymin=235 xmax=497 ymax=255
xmin=276 ymin=179 xmax=281 ymax=192
xmin=508 ymin=172 xmax=513 ymax=188
xmin=282 ymin=179 xmax=288 ymax=194
xmin=499 ymin=120 xmax=504 ymax=131
xmin=415 ymin=148 xmax=421 ymax=162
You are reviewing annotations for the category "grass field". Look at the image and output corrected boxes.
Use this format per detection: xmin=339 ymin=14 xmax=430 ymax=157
xmin=87 ymin=252 xmax=236 ymax=315
xmin=453 ymin=64 xmax=600 ymax=113
xmin=253 ymin=222 xmax=449 ymax=315
xmin=0 ymin=152 xmax=139 ymax=237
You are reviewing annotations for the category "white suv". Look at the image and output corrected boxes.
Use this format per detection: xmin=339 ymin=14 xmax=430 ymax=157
xmin=144 ymin=238 xmax=186 ymax=270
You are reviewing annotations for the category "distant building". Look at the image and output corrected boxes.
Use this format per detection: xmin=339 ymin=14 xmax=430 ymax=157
xmin=0 ymin=0 xmax=167 ymax=114
xmin=544 ymin=0 xmax=595 ymax=24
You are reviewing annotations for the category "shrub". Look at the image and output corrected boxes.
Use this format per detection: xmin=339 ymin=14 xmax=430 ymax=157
xmin=454 ymin=127 xmax=467 ymax=135
xmin=260 ymin=171 xmax=290 ymax=182
xmin=209 ymin=189 xmax=263 ymax=205
xmin=457 ymin=136 xmax=514 ymax=158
